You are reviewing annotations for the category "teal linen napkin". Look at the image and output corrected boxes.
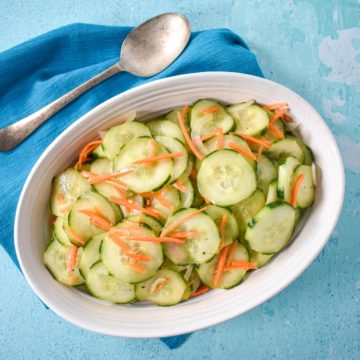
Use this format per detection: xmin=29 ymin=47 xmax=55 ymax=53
xmin=0 ymin=23 xmax=263 ymax=349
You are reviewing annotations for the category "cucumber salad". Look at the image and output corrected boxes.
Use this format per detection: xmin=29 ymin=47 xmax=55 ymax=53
xmin=44 ymin=99 xmax=316 ymax=306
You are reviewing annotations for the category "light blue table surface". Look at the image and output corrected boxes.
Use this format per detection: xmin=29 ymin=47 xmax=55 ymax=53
xmin=0 ymin=1 xmax=359 ymax=359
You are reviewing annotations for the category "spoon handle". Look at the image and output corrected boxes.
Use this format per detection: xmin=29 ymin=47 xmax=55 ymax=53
xmin=0 ymin=62 xmax=122 ymax=151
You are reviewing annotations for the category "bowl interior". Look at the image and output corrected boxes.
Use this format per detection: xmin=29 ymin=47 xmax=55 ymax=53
xmin=15 ymin=72 xmax=344 ymax=337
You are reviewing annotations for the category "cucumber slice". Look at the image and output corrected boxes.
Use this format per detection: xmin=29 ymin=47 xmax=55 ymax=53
xmin=256 ymin=155 xmax=277 ymax=195
xmin=161 ymin=257 xmax=188 ymax=272
xmin=190 ymin=100 xmax=235 ymax=137
xmin=113 ymin=137 xmax=173 ymax=193
xmin=197 ymin=150 xmax=257 ymax=207
xmin=92 ymin=144 xmax=106 ymax=159
xmin=182 ymin=268 xmax=201 ymax=300
xmin=79 ymin=234 xmax=104 ymax=279
xmin=147 ymin=119 xmax=185 ymax=144
xmin=245 ymin=201 xmax=296 ymax=254
xmin=126 ymin=214 xmax=163 ymax=236
xmin=197 ymin=243 xmax=249 ymax=289
xmin=177 ymin=175 xmax=194 ymax=208
xmin=248 ymin=119 xmax=285 ymax=151
xmin=86 ymin=261 xmax=136 ymax=303
xmin=149 ymin=186 xmax=181 ymax=224
xmin=165 ymin=108 xmax=189 ymax=125
xmin=266 ymin=180 xmax=279 ymax=204
xmin=163 ymin=208 xmax=220 ymax=265
xmin=294 ymin=165 xmax=315 ymax=208
xmin=155 ymin=136 xmax=188 ymax=182
xmin=44 ymin=239 xmax=84 ymax=286
xmin=277 ymin=157 xmax=301 ymax=202
xmin=249 ymin=249 xmax=273 ymax=268
xmin=102 ymin=121 xmax=151 ymax=159
xmin=267 ymin=136 xmax=305 ymax=164
xmin=54 ymin=216 xmax=71 ymax=246
xmin=232 ymin=189 xmax=266 ymax=235
xmin=135 ymin=269 xmax=186 ymax=306
xmin=227 ymin=104 xmax=269 ymax=136
xmin=51 ymin=169 xmax=91 ymax=217
xmin=119 ymin=193 xmax=144 ymax=218
xmin=101 ymin=224 xmax=163 ymax=283
xmin=67 ymin=192 xmax=121 ymax=244
xmin=204 ymin=205 xmax=239 ymax=248
xmin=295 ymin=138 xmax=313 ymax=165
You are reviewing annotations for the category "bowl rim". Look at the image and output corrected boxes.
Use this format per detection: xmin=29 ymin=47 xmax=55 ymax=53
xmin=15 ymin=71 xmax=345 ymax=337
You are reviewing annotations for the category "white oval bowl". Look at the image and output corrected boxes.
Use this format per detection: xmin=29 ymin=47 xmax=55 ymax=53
xmin=15 ymin=72 xmax=344 ymax=338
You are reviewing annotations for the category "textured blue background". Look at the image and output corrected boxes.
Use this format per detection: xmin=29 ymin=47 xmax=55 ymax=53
xmin=0 ymin=1 xmax=359 ymax=359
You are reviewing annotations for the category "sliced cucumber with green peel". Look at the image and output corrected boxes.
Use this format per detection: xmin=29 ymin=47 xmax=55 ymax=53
xmin=92 ymin=144 xmax=106 ymax=158
xmin=44 ymin=239 xmax=84 ymax=286
xmin=249 ymin=249 xmax=273 ymax=268
xmin=79 ymin=234 xmax=104 ymax=279
xmin=54 ymin=216 xmax=71 ymax=246
xmin=165 ymin=108 xmax=189 ymax=125
xmin=119 ymin=194 xmax=144 ymax=218
xmin=256 ymin=154 xmax=277 ymax=195
xmin=248 ymin=119 xmax=285 ymax=151
xmin=190 ymin=100 xmax=235 ymax=137
xmin=135 ymin=269 xmax=186 ymax=306
xmin=161 ymin=257 xmax=188 ymax=272
xmin=155 ymin=136 xmax=188 ymax=182
xmin=277 ymin=156 xmax=301 ymax=202
xmin=101 ymin=224 xmax=163 ymax=283
xmin=266 ymin=180 xmax=279 ymax=204
xmin=205 ymin=205 xmax=239 ymax=248
xmin=147 ymin=119 xmax=185 ymax=143
xmin=197 ymin=243 xmax=249 ymax=289
xmin=51 ymin=169 xmax=91 ymax=217
xmin=197 ymin=150 xmax=257 ymax=206
xmin=163 ymin=208 xmax=220 ymax=265
xmin=295 ymin=138 xmax=313 ymax=165
xmin=177 ymin=175 xmax=194 ymax=208
xmin=86 ymin=261 xmax=136 ymax=303
xmin=232 ymin=189 xmax=266 ymax=235
xmin=266 ymin=136 xmax=305 ymax=164
xmin=126 ymin=214 xmax=163 ymax=236
xmin=113 ymin=137 xmax=173 ymax=193
xmin=67 ymin=192 xmax=121 ymax=244
xmin=293 ymin=165 xmax=315 ymax=208
xmin=102 ymin=121 xmax=151 ymax=159
xmin=245 ymin=201 xmax=296 ymax=254
xmin=227 ymin=104 xmax=269 ymax=136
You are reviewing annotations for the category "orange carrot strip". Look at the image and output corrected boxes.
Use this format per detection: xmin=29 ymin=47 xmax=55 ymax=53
xmin=57 ymin=192 xmax=64 ymax=204
xmin=161 ymin=208 xmax=207 ymax=237
xmin=268 ymin=123 xmax=285 ymax=139
xmin=87 ymin=169 xmax=135 ymax=184
xmin=270 ymin=108 xmax=288 ymax=123
xmin=182 ymin=105 xmax=190 ymax=117
xmin=78 ymin=209 xmax=113 ymax=231
xmin=190 ymin=285 xmax=210 ymax=298
xmin=75 ymin=140 xmax=102 ymax=169
xmin=151 ymin=278 xmax=170 ymax=295
xmin=215 ymin=129 xmax=224 ymax=150
xmin=173 ymin=181 xmax=186 ymax=193
xmin=283 ymin=113 xmax=293 ymax=122
xmin=131 ymin=152 xmax=185 ymax=165
xmin=108 ymin=196 xmax=160 ymax=219
xmin=219 ymin=214 xmax=228 ymax=248
xmin=201 ymin=106 xmax=219 ymax=114
xmin=213 ymin=246 xmax=229 ymax=286
xmin=231 ymin=260 xmax=258 ymax=270
xmin=170 ymin=230 xmax=199 ymax=238
xmin=126 ymin=236 xmax=185 ymax=244
xmin=233 ymin=133 xmax=272 ymax=148
xmin=67 ymin=229 xmax=85 ymax=245
xmin=228 ymin=142 xmax=257 ymax=160
xmin=226 ymin=240 xmax=238 ymax=266
xmin=108 ymin=233 xmax=131 ymax=252
xmin=201 ymin=129 xmax=221 ymax=141
xmin=290 ymin=173 xmax=305 ymax=206
xmin=126 ymin=253 xmax=150 ymax=262
xmin=204 ymin=198 xmax=211 ymax=205
xmin=149 ymin=139 xmax=157 ymax=158
xmin=257 ymin=146 xmax=264 ymax=162
xmin=177 ymin=111 xmax=204 ymax=161
xmin=263 ymin=102 xmax=288 ymax=110
xmin=129 ymin=259 xmax=146 ymax=273
xmin=67 ymin=245 xmax=78 ymax=273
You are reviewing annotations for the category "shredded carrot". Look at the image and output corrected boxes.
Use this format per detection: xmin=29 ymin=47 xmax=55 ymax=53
xmin=226 ymin=240 xmax=238 ymax=266
xmin=108 ymin=233 xmax=131 ymax=252
xmin=151 ymin=278 xmax=170 ymax=295
xmin=233 ymin=133 xmax=272 ymax=148
xmin=219 ymin=214 xmax=228 ymax=248
xmin=129 ymin=259 xmax=146 ymax=273
xmin=161 ymin=208 xmax=206 ymax=237
xmin=201 ymin=106 xmax=220 ymax=114
xmin=283 ymin=113 xmax=293 ymax=122
xmin=108 ymin=182 xmax=127 ymax=199
xmin=108 ymin=196 xmax=160 ymax=219
xmin=182 ymin=105 xmax=190 ymax=117
xmin=177 ymin=110 xmax=204 ymax=161
xmin=126 ymin=253 xmax=150 ymax=262
xmin=66 ymin=228 xmax=85 ymax=245
xmin=215 ymin=129 xmax=224 ymax=150
xmin=87 ymin=169 xmax=135 ymax=184
xmin=170 ymin=230 xmax=199 ymax=238
xmin=263 ymin=102 xmax=288 ymax=110
xmin=201 ymin=129 xmax=220 ymax=141
xmin=131 ymin=152 xmax=185 ymax=165
xmin=67 ymin=245 xmax=78 ymax=273
xmin=149 ymin=139 xmax=157 ymax=158
xmin=257 ymin=146 xmax=264 ymax=161
xmin=75 ymin=139 xmax=102 ymax=169
xmin=231 ymin=260 xmax=258 ymax=269
xmin=268 ymin=123 xmax=285 ymax=139
xmin=126 ymin=236 xmax=185 ymax=244
xmin=190 ymin=285 xmax=210 ymax=298
xmin=78 ymin=209 xmax=113 ymax=231
xmin=290 ymin=173 xmax=305 ymax=206
xmin=173 ymin=181 xmax=186 ymax=193
xmin=213 ymin=246 xmax=229 ymax=286
xmin=270 ymin=108 xmax=288 ymax=123
xmin=204 ymin=198 xmax=211 ymax=205
xmin=228 ymin=142 xmax=257 ymax=160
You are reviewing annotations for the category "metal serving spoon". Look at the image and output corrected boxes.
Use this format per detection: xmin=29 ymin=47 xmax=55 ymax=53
xmin=0 ymin=13 xmax=190 ymax=151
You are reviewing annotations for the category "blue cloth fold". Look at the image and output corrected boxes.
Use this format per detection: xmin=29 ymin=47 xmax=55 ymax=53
xmin=0 ymin=23 xmax=263 ymax=349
